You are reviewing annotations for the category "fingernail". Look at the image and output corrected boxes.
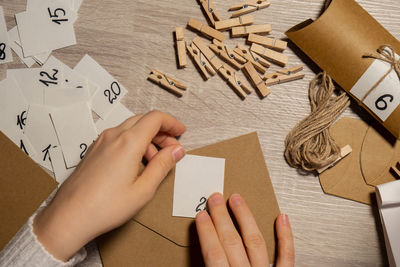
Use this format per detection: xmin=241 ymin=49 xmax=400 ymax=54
xmin=230 ymin=194 xmax=242 ymax=206
xmin=209 ymin=193 xmax=224 ymax=204
xmin=196 ymin=211 xmax=209 ymax=221
xmin=281 ymin=214 xmax=289 ymax=225
xmin=172 ymin=146 xmax=185 ymax=162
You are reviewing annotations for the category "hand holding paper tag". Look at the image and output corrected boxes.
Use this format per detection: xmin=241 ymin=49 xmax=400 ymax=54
xmin=33 ymin=111 xmax=186 ymax=261
xmin=173 ymin=155 xmax=225 ymax=218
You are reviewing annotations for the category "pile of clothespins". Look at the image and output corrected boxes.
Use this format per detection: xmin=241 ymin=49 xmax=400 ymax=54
xmin=148 ymin=0 xmax=305 ymax=100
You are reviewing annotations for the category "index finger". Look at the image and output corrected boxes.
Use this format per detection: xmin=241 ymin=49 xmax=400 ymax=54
xmin=126 ymin=110 xmax=186 ymax=154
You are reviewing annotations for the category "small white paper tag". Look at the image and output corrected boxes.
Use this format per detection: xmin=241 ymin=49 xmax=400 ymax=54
xmin=173 ymin=155 xmax=225 ymax=218
xmin=50 ymin=102 xmax=98 ymax=168
xmin=0 ymin=6 xmax=14 ymax=64
xmin=74 ymin=54 xmax=128 ymax=119
xmin=350 ymin=53 xmax=400 ymax=122
xmin=95 ymin=103 xmax=134 ymax=133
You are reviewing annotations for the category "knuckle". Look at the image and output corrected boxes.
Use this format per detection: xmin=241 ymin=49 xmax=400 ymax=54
xmin=99 ymin=128 xmax=114 ymax=141
xmin=221 ymin=232 xmax=242 ymax=248
xmin=157 ymin=154 xmax=174 ymax=171
xmin=244 ymin=233 xmax=265 ymax=250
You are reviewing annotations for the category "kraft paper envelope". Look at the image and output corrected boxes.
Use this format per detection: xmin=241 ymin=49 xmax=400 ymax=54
xmin=286 ymin=0 xmax=400 ymax=138
xmin=0 ymin=131 xmax=58 ymax=250
xmin=319 ymin=117 xmax=375 ymax=205
xmin=98 ymin=132 xmax=281 ymax=266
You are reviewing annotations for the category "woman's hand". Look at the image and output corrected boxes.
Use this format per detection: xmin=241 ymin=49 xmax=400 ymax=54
xmin=196 ymin=193 xmax=295 ymax=267
xmin=34 ymin=111 xmax=186 ymax=261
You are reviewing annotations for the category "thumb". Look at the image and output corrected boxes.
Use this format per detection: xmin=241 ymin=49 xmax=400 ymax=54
xmin=136 ymin=145 xmax=185 ymax=195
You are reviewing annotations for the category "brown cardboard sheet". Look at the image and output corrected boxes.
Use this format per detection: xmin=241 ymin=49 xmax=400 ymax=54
xmin=319 ymin=117 xmax=375 ymax=205
xmin=98 ymin=132 xmax=281 ymax=266
xmin=286 ymin=0 xmax=400 ymax=138
xmin=0 ymin=131 xmax=58 ymax=250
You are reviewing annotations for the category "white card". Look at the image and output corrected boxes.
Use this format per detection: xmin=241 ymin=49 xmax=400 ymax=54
xmin=73 ymin=0 xmax=83 ymax=12
xmin=0 ymin=7 xmax=13 ymax=64
xmin=49 ymin=146 xmax=75 ymax=184
xmin=74 ymin=54 xmax=128 ymax=118
xmin=0 ymin=77 xmax=36 ymax=156
xmin=43 ymin=56 xmax=90 ymax=107
xmin=50 ymin=102 xmax=98 ymax=168
xmin=8 ymin=27 xmax=36 ymax=67
xmin=16 ymin=1 xmax=77 ymax=57
xmin=350 ymin=53 xmax=400 ymax=122
xmin=24 ymin=104 xmax=60 ymax=171
xmin=173 ymin=155 xmax=225 ymax=218
xmin=7 ymin=60 xmax=64 ymax=105
xmin=376 ymin=180 xmax=400 ymax=267
xmin=96 ymin=103 xmax=134 ymax=133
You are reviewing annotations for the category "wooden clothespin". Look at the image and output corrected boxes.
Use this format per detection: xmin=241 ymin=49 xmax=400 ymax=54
xmin=247 ymin=33 xmax=287 ymax=52
xmin=209 ymin=39 xmax=246 ymax=70
xmin=175 ymin=27 xmax=187 ymax=68
xmin=234 ymin=44 xmax=269 ymax=73
xmin=186 ymin=42 xmax=216 ymax=80
xmin=192 ymin=37 xmax=251 ymax=99
xmin=214 ymin=15 xmax=254 ymax=31
xmin=231 ymin=24 xmax=271 ymax=37
xmin=263 ymin=66 xmax=304 ymax=85
xmin=148 ymin=69 xmax=187 ymax=97
xmin=188 ymin=18 xmax=226 ymax=42
xmin=229 ymin=0 xmax=270 ymax=18
xmin=250 ymin=43 xmax=288 ymax=67
xmin=219 ymin=63 xmax=252 ymax=100
xmin=199 ymin=0 xmax=222 ymax=26
xmin=242 ymin=61 xmax=270 ymax=98
xmin=317 ymin=145 xmax=352 ymax=174
xmin=390 ymin=162 xmax=400 ymax=178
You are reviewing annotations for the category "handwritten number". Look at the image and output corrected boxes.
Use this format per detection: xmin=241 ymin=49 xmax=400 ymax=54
xmin=104 ymin=81 xmax=121 ymax=104
xmin=195 ymin=197 xmax=207 ymax=212
xmin=17 ymin=110 xmax=27 ymax=130
xmin=0 ymin=43 xmax=6 ymax=60
xmin=20 ymin=140 xmax=28 ymax=155
xmin=42 ymin=144 xmax=51 ymax=162
xmin=80 ymin=143 xmax=88 ymax=159
xmin=39 ymin=69 xmax=59 ymax=87
xmin=375 ymin=94 xmax=394 ymax=111
xmin=47 ymin=8 xmax=68 ymax=25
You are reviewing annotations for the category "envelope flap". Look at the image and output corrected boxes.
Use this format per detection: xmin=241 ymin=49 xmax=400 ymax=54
xmin=134 ymin=132 xmax=280 ymax=260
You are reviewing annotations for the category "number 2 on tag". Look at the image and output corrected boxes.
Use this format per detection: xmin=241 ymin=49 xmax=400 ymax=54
xmin=104 ymin=81 xmax=121 ymax=104
xmin=195 ymin=197 xmax=207 ymax=212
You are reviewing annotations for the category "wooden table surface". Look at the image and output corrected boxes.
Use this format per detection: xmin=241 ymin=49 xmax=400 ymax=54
xmin=2 ymin=0 xmax=400 ymax=266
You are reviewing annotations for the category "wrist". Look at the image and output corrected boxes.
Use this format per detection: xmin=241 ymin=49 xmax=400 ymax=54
xmin=33 ymin=201 xmax=90 ymax=261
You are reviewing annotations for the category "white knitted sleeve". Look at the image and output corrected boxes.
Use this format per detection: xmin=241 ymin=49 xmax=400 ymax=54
xmin=0 ymin=210 xmax=87 ymax=267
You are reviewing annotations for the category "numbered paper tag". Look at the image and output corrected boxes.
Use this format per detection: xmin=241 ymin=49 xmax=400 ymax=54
xmin=350 ymin=54 xmax=400 ymax=122
xmin=15 ymin=0 xmax=77 ymax=57
xmin=49 ymin=146 xmax=75 ymax=185
xmin=0 ymin=77 xmax=36 ymax=156
xmin=0 ymin=7 xmax=13 ymax=64
xmin=96 ymin=103 xmax=134 ymax=133
xmin=74 ymin=54 xmax=128 ymax=119
xmin=173 ymin=155 xmax=225 ymax=218
xmin=24 ymin=104 xmax=60 ymax=171
xmin=50 ymin=102 xmax=98 ymax=168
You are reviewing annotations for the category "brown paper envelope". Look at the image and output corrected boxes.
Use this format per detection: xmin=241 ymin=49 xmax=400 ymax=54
xmin=286 ymin=0 xmax=400 ymax=138
xmin=0 ymin=131 xmax=58 ymax=250
xmin=98 ymin=132 xmax=280 ymax=266
xmin=319 ymin=117 xmax=375 ymax=205
xmin=360 ymin=122 xmax=398 ymax=186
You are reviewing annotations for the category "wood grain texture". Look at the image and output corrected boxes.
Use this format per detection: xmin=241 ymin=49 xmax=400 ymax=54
xmin=1 ymin=0 xmax=399 ymax=266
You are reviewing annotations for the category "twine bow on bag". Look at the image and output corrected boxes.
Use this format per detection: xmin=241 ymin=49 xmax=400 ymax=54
xmin=360 ymin=45 xmax=400 ymax=103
